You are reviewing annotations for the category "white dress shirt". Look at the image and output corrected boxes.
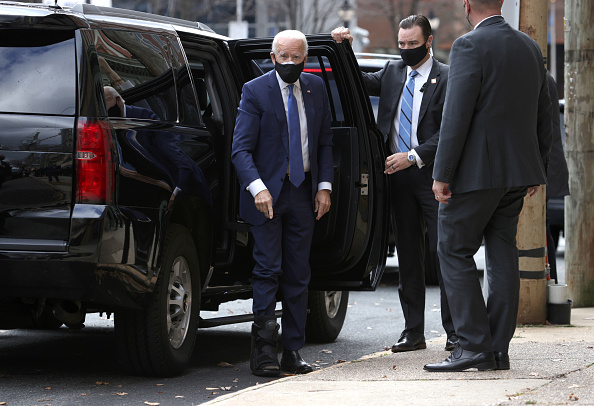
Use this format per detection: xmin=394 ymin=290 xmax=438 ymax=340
xmin=247 ymin=71 xmax=331 ymax=197
xmin=391 ymin=57 xmax=433 ymax=168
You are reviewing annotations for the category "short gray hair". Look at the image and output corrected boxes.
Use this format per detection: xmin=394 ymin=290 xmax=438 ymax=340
xmin=271 ymin=30 xmax=308 ymax=56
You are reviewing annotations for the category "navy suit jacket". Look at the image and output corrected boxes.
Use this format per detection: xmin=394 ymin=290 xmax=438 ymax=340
xmin=433 ymin=16 xmax=552 ymax=193
xmin=231 ymin=70 xmax=333 ymax=226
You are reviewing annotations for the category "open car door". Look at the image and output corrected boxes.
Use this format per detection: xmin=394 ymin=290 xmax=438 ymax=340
xmin=229 ymin=35 xmax=389 ymax=291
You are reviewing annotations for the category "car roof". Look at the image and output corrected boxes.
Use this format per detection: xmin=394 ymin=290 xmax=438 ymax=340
xmin=0 ymin=1 xmax=228 ymax=40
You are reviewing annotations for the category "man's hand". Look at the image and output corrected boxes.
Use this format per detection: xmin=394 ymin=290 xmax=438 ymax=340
xmin=432 ymin=180 xmax=452 ymax=204
xmin=384 ymin=152 xmax=412 ymax=174
xmin=314 ymin=189 xmax=331 ymax=220
xmin=331 ymin=27 xmax=354 ymax=45
xmin=527 ymin=185 xmax=540 ymax=197
xmin=255 ymin=190 xmax=273 ymax=219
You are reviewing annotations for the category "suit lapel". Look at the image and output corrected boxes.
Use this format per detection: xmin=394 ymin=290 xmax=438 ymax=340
xmin=267 ymin=71 xmax=289 ymax=154
xmin=300 ymin=75 xmax=315 ymax=155
xmin=417 ymin=58 xmax=440 ymax=129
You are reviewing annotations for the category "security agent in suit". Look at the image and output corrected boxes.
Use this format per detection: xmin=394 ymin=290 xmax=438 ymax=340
xmin=332 ymin=15 xmax=455 ymax=353
xmin=426 ymin=0 xmax=552 ymax=372
xmin=231 ymin=30 xmax=333 ymax=377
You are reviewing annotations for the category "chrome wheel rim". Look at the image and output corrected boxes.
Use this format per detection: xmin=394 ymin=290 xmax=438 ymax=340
xmin=324 ymin=291 xmax=342 ymax=319
xmin=167 ymin=255 xmax=192 ymax=349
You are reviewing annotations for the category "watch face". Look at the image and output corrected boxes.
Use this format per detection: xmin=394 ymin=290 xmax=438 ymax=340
xmin=408 ymin=154 xmax=415 ymax=162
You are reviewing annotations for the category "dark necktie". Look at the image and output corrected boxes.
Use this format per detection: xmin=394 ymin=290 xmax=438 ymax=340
xmin=398 ymin=70 xmax=418 ymax=153
xmin=288 ymin=84 xmax=305 ymax=187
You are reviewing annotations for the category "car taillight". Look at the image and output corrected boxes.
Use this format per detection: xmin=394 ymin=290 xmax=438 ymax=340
xmin=76 ymin=119 xmax=114 ymax=204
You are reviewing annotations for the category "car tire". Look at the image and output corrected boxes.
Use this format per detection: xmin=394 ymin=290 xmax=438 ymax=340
xmin=31 ymin=305 xmax=64 ymax=330
xmin=115 ymin=224 xmax=200 ymax=377
xmin=305 ymin=290 xmax=348 ymax=343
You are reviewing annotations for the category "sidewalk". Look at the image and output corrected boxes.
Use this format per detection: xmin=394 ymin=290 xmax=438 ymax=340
xmin=204 ymin=307 xmax=594 ymax=406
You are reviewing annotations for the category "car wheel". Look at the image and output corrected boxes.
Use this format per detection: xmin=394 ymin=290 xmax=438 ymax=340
xmin=115 ymin=224 xmax=200 ymax=377
xmin=305 ymin=290 xmax=349 ymax=343
xmin=31 ymin=305 xmax=64 ymax=330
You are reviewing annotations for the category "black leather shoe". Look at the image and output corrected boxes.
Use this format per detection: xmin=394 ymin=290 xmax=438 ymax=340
xmin=391 ymin=331 xmax=426 ymax=353
xmin=494 ymin=352 xmax=510 ymax=370
xmin=424 ymin=344 xmax=496 ymax=372
xmin=281 ymin=350 xmax=313 ymax=374
xmin=445 ymin=334 xmax=459 ymax=351
xmin=250 ymin=317 xmax=280 ymax=377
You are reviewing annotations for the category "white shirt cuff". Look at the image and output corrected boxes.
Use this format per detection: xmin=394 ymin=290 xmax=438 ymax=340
xmin=247 ymin=178 xmax=267 ymax=197
xmin=411 ymin=149 xmax=424 ymax=168
xmin=318 ymin=182 xmax=332 ymax=193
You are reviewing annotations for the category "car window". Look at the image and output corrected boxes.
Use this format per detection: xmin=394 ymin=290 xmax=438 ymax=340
xmin=94 ymin=29 xmax=177 ymax=121
xmin=0 ymin=29 xmax=76 ymax=116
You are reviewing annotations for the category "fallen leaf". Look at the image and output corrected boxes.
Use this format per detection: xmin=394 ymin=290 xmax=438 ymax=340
xmin=232 ymin=378 xmax=239 ymax=383
xmin=552 ymin=358 xmax=563 ymax=362
xmin=321 ymin=349 xmax=332 ymax=354
xmin=206 ymin=387 xmax=219 ymax=391
xmin=175 ymin=396 xmax=184 ymax=398
xmin=569 ymin=393 xmax=579 ymax=401
xmin=381 ymin=375 xmax=387 ymax=378
xmin=335 ymin=359 xmax=346 ymax=364
xmin=211 ymin=392 xmax=219 ymax=395
xmin=529 ymin=372 xmax=539 ymax=376
xmin=367 ymin=327 xmax=373 ymax=330
xmin=568 ymin=384 xmax=581 ymax=388
xmin=114 ymin=392 xmax=128 ymax=396
xmin=217 ymin=361 xmax=233 ymax=368
xmin=0 ymin=402 xmax=6 ymax=405
xmin=45 ymin=387 xmax=51 ymax=390
xmin=144 ymin=402 xmax=160 ymax=406
xmin=221 ymin=387 xmax=232 ymax=391
xmin=95 ymin=381 xmax=109 ymax=385
xmin=155 ymin=383 xmax=165 ymax=386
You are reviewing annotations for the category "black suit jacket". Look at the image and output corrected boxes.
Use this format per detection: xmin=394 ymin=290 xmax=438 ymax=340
xmin=362 ymin=57 xmax=448 ymax=168
xmin=433 ymin=16 xmax=552 ymax=193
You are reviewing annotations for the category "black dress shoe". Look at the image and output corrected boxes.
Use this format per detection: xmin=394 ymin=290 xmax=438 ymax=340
xmin=280 ymin=350 xmax=313 ymax=374
xmin=494 ymin=352 xmax=510 ymax=370
xmin=424 ymin=344 xmax=496 ymax=372
xmin=391 ymin=331 xmax=426 ymax=353
xmin=445 ymin=334 xmax=459 ymax=351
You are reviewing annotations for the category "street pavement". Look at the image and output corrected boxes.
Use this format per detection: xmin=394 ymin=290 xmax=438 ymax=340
xmin=203 ymin=307 xmax=594 ymax=406
xmin=204 ymin=241 xmax=594 ymax=406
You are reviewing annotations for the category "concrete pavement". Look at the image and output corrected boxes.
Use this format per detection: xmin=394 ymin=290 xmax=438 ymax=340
xmin=204 ymin=307 xmax=594 ymax=406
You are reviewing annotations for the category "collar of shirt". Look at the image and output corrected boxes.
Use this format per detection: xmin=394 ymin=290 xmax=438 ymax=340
xmin=474 ymin=14 xmax=500 ymax=29
xmin=275 ymin=70 xmax=301 ymax=92
xmin=406 ymin=56 xmax=433 ymax=83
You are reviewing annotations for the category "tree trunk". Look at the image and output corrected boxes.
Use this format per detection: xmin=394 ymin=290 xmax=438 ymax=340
xmin=564 ymin=0 xmax=594 ymax=307
xmin=516 ymin=0 xmax=549 ymax=325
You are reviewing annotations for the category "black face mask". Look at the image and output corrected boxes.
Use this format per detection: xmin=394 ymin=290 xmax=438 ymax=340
xmin=274 ymin=60 xmax=305 ymax=84
xmin=399 ymin=42 xmax=429 ymax=67
xmin=108 ymin=104 xmax=122 ymax=117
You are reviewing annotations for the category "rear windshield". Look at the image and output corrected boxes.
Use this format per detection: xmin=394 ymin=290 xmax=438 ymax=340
xmin=0 ymin=30 xmax=76 ymax=115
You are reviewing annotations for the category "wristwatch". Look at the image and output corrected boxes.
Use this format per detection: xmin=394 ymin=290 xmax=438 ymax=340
xmin=407 ymin=151 xmax=417 ymax=165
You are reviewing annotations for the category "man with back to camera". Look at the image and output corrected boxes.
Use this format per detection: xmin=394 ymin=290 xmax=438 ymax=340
xmin=425 ymin=0 xmax=552 ymax=372
xmin=231 ymin=30 xmax=333 ymax=377
xmin=332 ymin=15 xmax=456 ymax=354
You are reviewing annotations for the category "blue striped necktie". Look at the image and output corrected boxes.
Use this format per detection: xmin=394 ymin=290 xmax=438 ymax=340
xmin=288 ymin=84 xmax=305 ymax=187
xmin=398 ymin=70 xmax=418 ymax=153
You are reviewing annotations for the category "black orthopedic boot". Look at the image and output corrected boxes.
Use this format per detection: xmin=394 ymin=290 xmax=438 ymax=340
xmin=250 ymin=316 xmax=280 ymax=377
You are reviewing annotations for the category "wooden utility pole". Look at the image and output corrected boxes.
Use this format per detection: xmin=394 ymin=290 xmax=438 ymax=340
xmin=564 ymin=0 xmax=594 ymax=307
xmin=516 ymin=0 xmax=549 ymax=325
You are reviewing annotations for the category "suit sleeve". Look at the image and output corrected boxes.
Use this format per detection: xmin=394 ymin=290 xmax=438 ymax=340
xmin=231 ymin=83 xmax=263 ymax=190
xmin=361 ymin=61 xmax=389 ymax=97
xmin=432 ymin=36 xmax=482 ymax=183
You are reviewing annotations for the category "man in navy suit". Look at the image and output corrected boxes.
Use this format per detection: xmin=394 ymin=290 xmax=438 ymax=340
xmin=231 ymin=30 xmax=333 ymax=377
xmin=425 ymin=0 xmax=551 ymax=372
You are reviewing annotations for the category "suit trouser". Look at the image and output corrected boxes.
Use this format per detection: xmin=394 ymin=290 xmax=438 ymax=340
xmin=390 ymin=166 xmax=454 ymax=336
xmin=250 ymin=174 xmax=315 ymax=351
xmin=437 ymin=187 xmax=527 ymax=353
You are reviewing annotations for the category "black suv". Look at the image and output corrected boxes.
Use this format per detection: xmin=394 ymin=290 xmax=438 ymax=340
xmin=0 ymin=2 xmax=389 ymax=376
